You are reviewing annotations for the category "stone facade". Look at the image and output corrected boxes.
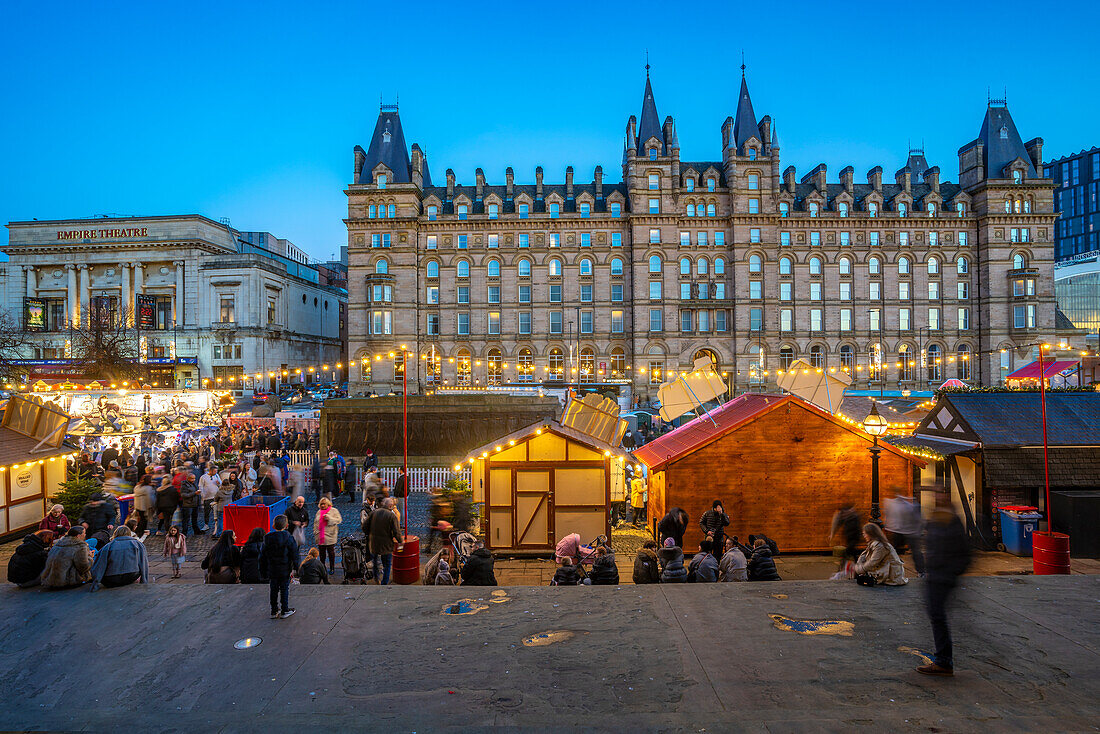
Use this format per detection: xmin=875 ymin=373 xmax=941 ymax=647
xmin=346 ymin=82 xmax=1060 ymax=398
xmin=2 ymin=215 xmax=344 ymax=389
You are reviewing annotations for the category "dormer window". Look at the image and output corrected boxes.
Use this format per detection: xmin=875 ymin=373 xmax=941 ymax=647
xmin=488 ymin=204 xmax=499 ymax=219
xmin=457 ymin=204 xmax=468 ymax=220
xmin=809 ymin=202 xmax=819 ymax=217
xmin=707 ymin=177 xmax=716 ymax=192
xmin=927 ymin=203 xmax=936 ymax=216
xmin=382 ymin=130 xmax=391 ymax=143
xmin=649 ymin=148 xmax=657 ymax=160
xmin=685 ymin=178 xmax=695 ymax=191
xmin=1013 ymin=169 xmax=1023 ymax=184
xmin=779 ymin=202 xmax=789 ymax=217
xmin=376 ymin=173 xmax=387 ymax=189
xmin=579 ymin=202 xmax=590 ymax=218
xmin=1000 ymin=125 xmax=1009 ymax=139
xmin=838 ymin=202 xmax=849 ymax=217
xmin=427 ymin=205 xmax=437 ymax=220
xmin=549 ymin=202 xmax=560 ymax=218
xmin=956 ymin=202 xmax=965 ymax=217
xmin=898 ymin=202 xmax=908 ymax=217
xmin=748 ymin=148 xmax=757 ymax=160
xmin=610 ymin=202 xmax=621 ymax=216
xmin=869 ymin=202 xmax=878 ymax=217
xmin=519 ymin=203 xmax=529 ymax=219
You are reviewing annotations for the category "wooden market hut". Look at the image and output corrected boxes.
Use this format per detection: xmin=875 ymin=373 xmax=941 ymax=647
xmin=1 ymin=394 xmax=74 ymax=539
xmin=633 ymin=393 xmax=924 ymax=553
xmin=465 ymin=420 xmax=628 ymax=553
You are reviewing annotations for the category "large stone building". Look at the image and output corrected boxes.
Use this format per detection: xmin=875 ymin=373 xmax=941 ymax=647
xmin=1049 ymin=146 xmax=1100 ymax=339
xmin=2 ymin=215 xmax=345 ymax=389
xmin=346 ymin=74 xmax=1062 ymax=399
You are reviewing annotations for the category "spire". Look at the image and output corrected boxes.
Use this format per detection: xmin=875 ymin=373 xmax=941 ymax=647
xmin=636 ymin=64 xmax=664 ymax=153
xmin=771 ymin=121 xmax=779 ymax=148
xmin=360 ymin=101 xmax=412 ymax=184
xmin=977 ymin=98 xmax=1035 ymax=178
xmin=732 ymin=73 xmax=761 ymax=150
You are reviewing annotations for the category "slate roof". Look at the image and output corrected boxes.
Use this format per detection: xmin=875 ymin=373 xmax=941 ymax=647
xmin=905 ymin=150 xmax=930 ymax=182
xmin=422 ymin=182 xmax=629 ymax=215
xmin=679 ymin=162 xmax=727 ymax=188
xmin=637 ymin=75 xmax=664 ymax=152
xmin=360 ymin=107 xmax=412 ymax=184
xmin=933 ymin=393 xmax=1100 ymax=447
xmin=885 ymin=434 xmax=976 ymax=457
xmin=982 ymin=446 xmax=1100 ymax=488
xmin=977 ymin=103 xmax=1035 ymax=178
xmin=732 ymin=75 xmax=761 ymax=148
xmin=837 ymin=396 xmax=908 ymax=424
xmin=786 ymin=181 xmax=964 ymax=211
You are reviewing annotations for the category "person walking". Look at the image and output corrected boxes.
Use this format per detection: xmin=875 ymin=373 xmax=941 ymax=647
xmin=829 ymin=504 xmax=862 ymax=570
xmin=198 ymin=464 xmax=222 ymax=532
xmin=286 ymin=496 xmax=310 ymax=550
xmin=178 ymin=470 xmax=201 ymax=536
xmin=162 ymin=526 xmax=187 ymax=579
xmin=260 ymin=515 xmax=299 ymax=619
xmin=885 ymin=494 xmax=925 ymax=576
xmin=367 ymin=498 xmax=403 ymax=585
xmin=699 ymin=500 xmax=730 ymax=560
xmin=155 ymin=477 xmax=180 ymax=535
xmin=132 ymin=475 xmax=156 ymax=538
xmin=629 ymin=475 xmax=646 ymax=528
xmin=917 ymin=498 xmax=970 ymax=677
xmin=312 ymin=497 xmax=342 ymax=575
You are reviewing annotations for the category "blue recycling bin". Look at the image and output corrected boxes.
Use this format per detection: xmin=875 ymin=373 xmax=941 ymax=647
xmin=999 ymin=506 xmax=1042 ymax=556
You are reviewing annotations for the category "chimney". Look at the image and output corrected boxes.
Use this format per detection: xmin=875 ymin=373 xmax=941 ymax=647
xmin=759 ymin=116 xmax=772 ymax=154
xmin=626 ymin=116 xmax=637 ymax=154
xmin=925 ymin=166 xmax=940 ymax=194
xmin=475 ymin=168 xmax=485 ymax=201
xmin=867 ymin=166 xmax=882 ymax=192
xmin=565 ymin=166 xmax=574 ymax=199
xmin=445 ymin=169 xmax=455 ymax=200
xmin=505 ymin=167 xmax=514 ymax=199
xmin=1025 ymin=137 xmax=1044 ymax=173
xmin=895 ymin=167 xmax=911 ymax=194
xmin=840 ymin=166 xmax=854 ymax=194
xmin=802 ymin=164 xmax=826 ymax=193
xmin=353 ymin=145 xmax=366 ymax=184
xmin=535 ymin=166 xmax=544 ymax=199
xmin=594 ymin=166 xmax=604 ymax=199
xmin=783 ymin=166 xmax=797 ymax=193
xmin=410 ymin=145 xmax=424 ymax=188
xmin=722 ymin=116 xmax=734 ymax=152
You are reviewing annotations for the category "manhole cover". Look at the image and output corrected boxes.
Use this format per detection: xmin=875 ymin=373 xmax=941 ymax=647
xmin=234 ymin=637 xmax=262 ymax=650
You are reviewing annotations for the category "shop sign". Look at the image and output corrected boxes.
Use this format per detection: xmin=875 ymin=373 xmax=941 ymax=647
xmin=56 ymin=227 xmax=148 ymax=240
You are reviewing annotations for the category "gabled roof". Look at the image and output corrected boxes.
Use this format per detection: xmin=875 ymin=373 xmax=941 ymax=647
xmin=915 ymin=392 xmax=1100 ymax=448
xmin=732 ymin=75 xmax=761 ymax=149
xmin=462 ymin=419 xmax=624 ymax=463
xmin=637 ymin=74 xmax=664 ymax=152
xmin=634 ymin=393 xmax=922 ymax=471
xmin=977 ymin=102 xmax=1035 ymax=178
xmin=360 ymin=105 xmax=412 ymax=184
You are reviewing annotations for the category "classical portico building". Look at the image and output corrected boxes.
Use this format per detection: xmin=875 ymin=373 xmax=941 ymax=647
xmin=2 ymin=215 xmax=344 ymax=389
xmin=346 ymin=73 xmax=1063 ymax=399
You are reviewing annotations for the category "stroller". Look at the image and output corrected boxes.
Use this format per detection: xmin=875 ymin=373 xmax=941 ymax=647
xmin=555 ymin=533 xmax=610 ymax=582
xmin=339 ymin=536 xmax=372 ymax=584
xmin=422 ymin=531 xmax=479 ymax=585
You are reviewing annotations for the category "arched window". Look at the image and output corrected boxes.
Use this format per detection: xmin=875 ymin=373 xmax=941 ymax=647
xmin=1013 ymin=253 xmax=1026 ymax=269
xmin=375 ymin=259 xmax=389 ymax=274
xmin=548 ymin=348 xmax=565 ymax=380
xmin=808 ymin=256 xmax=823 ymax=275
xmin=388 ymin=204 xmax=396 ymax=217
xmin=927 ymin=256 xmax=940 ymax=275
xmin=610 ymin=257 xmax=623 ymax=276
xmin=809 ymin=345 xmax=825 ymax=368
xmin=839 ymin=256 xmax=852 ymax=276
xmin=517 ymin=259 xmax=532 ymax=277
xmin=697 ymin=258 xmax=708 ymax=275
xmin=956 ymin=257 xmax=969 ymax=275
xmin=808 ymin=202 xmax=819 ymax=217
xmin=1004 ymin=198 xmax=1012 ymax=213
xmin=957 ymin=345 xmax=972 ymax=380
xmin=706 ymin=203 xmax=716 ymax=217
xmin=898 ymin=256 xmax=911 ymax=275
xmin=714 ymin=257 xmax=726 ymax=274
xmin=898 ymin=202 xmax=908 ymax=217
xmin=869 ymin=256 xmax=881 ymax=275
xmin=610 ymin=347 xmax=626 ymax=378
xmin=927 ymin=203 xmax=936 ymax=216
xmin=868 ymin=202 xmax=878 ymax=217
xmin=778 ymin=256 xmax=792 ymax=275
xmin=779 ymin=346 xmax=795 ymax=370
xmin=579 ymin=257 xmax=593 ymax=276
xmin=579 ymin=347 xmax=595 ymax=378
xmin=927 ymin=344 xmax=942 ymax=382
xmin=456 ymin=349 xmax=472 ymax=386
xmin=1014 ymin=198 xmax=1022 ymax=214
xmin=1024 ymin=198 xmax=1031 ymax=213
xmin=456 ymin=261 xmax=470 ymax=278
xmin=838 ymin=202 xmax=849 ymax=217
xmin=648 ymin=255 xmax=662 ymax=273
xmin=680 ymin=257 xmax=691 ymax=275
xmin=378 ymin=204 xmax=387 ymax=218
xmin=686 ymin=204 xmax=696 ymax=217
xmin=517 ymin=348 xmax=534 ymax=382
xmin=487 ymin=348 xmax=503 ymax=386
xmin=487 ymin=259 xmax=501 ymax=278
xmin=898 ymin=345 xmax=913 ymax=381
xmin=840 ymin=345 xmax=854 ymax=370
xmin=426 ymin=261 xmax=440 ymax=278
xmin=369 ymin=205 xmax=377 ymax=218
xmin=549 ymin=258 xmax=562 ymax=277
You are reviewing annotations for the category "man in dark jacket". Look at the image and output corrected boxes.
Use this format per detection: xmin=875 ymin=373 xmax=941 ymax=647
xmin=747 ymin=539 xmax=781 ymax=581
xmin=7 ymin=531 xmax=52 ymax=587
xmin=588 ymin=546 xmax=619 ymax=585
xmin=79 ymin=494 xmax=117 ymax=537
xmin=657 ymin=507 xmax=689 ymax=549
xmin=260 ymin=515 xmax=299 ymax=619
xmin=917 ymin=500 xmax=971 ymax=677
xmin=178 ymin=472 xmax=201 ymax=535
xmin=367 ymin=498 xmax=403 ymax=585
xmin=285 ymin=496 xmax=310 ymax=550
xmin=461 ymin=543 xmax=497 ymax=586
xmin=699 ymin=501 xmax=730 ymax=559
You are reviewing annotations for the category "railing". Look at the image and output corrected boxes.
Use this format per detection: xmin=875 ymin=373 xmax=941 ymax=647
xmin=377 ymin=466 xmax=470 ymax=493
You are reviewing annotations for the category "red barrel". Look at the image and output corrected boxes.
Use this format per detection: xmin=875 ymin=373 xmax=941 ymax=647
xmin=392 ymin=535 xmax=420 ymax=585
xmin=1032 ymin=531 xmax=1071 ymax=575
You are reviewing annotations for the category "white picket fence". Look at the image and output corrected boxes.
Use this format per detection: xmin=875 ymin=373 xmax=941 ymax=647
xmin=377 ymin=466 xmax=470 ymax=494
xmin=241 ymin=450 xmax=319 ymax=467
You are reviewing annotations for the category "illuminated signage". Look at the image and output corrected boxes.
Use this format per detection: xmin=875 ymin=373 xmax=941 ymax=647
xmin=137 ymin=294 xmax=157 ymax=329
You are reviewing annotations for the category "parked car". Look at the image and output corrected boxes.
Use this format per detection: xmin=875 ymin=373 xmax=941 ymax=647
xmin=252 ymin=391 xmax=273 ymax=405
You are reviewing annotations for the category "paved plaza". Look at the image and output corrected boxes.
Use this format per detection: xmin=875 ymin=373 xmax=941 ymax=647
xmin=0 ymin=575 xmax=1097 ymax=732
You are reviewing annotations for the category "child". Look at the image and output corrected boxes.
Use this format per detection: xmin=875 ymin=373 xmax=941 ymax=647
xmin=163 ymin=526 xmax=187 ymax=579
xmin=434 ymin=559 xmax=455 ymax=585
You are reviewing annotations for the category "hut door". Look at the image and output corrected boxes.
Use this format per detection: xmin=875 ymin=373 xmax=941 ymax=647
xmin=514 ymin=470 xmax=552 ymax=548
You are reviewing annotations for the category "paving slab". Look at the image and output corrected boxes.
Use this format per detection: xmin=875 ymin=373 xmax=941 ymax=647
xmin=0 ymin=577 xmax=1097 ymax=732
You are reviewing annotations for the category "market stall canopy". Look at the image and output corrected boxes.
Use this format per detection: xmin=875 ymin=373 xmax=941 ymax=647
xmin=657 ymin=356 xmax=728 ymax=422
xmin=775 ymin=358 xmax=851 ymax=414
xmin=2 ymin=393 xmax=69 ymax=450
xmin=938 ymin=378 xmax=969 ymax=390
xmin=560 ymin=392 xmax=627 ymax=446
xmin=1005 ymin=360 xmax=1079 ymax=381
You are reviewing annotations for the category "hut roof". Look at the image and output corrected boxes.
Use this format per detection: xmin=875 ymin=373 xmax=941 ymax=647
xmin=460 ymin=419 xmax=627 ymax=464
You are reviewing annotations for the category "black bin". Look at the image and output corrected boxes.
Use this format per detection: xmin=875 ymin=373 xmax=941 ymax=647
xmin=1051 ymin=491 xmax=1100 ymax=558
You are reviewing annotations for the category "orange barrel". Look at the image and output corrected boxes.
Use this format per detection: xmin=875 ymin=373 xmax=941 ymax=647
xmin=392 ymin=535 xmax=420 ymax=585
xmin=1032 ymin=531 xmax=1071 ymax=575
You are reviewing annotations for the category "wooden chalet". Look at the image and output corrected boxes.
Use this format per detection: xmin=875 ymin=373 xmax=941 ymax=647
xmin=633 ymin=393 xmax=923 ymax=553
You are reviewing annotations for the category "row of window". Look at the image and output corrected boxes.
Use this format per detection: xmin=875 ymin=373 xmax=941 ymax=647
xmin=426 ymin=201 xmax=625 ymax=221
xmin=752 ymin=280 xmax=969 ymax=302
xmin=763 ymin=345 xmax=974 ymax=381
xmin=423 ymin=309 xmax=732 ymax=337
xmin=746 ymin=307 xmax=972 ymax=333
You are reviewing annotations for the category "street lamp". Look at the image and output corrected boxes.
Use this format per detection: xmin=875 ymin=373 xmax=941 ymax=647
xmin=862 ymin=402 xmax=889 ymax=524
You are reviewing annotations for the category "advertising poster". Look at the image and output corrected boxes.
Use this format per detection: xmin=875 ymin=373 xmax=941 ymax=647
xmin=24 ymin=298 xmax=46 ymax=331
xmin=137 ymin=294 xmax=157 ymax=329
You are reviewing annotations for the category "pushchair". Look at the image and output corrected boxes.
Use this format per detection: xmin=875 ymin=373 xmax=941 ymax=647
xmin=555 ymin=533 xmax=609 ymax=582
xmin=339 ymin=536 xmax=372 ymax=584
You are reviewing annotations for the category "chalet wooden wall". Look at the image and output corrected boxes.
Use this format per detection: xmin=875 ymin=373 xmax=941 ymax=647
xmin=658 ymin=401 xmax=915 ymax=552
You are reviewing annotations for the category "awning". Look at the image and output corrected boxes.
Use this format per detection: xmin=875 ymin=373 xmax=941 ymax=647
xmin=1005 ymin=360 xmax=1079 ymax=381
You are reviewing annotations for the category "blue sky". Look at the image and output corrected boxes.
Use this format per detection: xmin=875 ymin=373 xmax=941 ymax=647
xmin=2 ymin=0 xmax=1097 ymax=261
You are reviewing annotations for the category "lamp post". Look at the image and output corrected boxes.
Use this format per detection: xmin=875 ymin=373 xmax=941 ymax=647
xmin=862 ymin=402 xmax=889 ymax=524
